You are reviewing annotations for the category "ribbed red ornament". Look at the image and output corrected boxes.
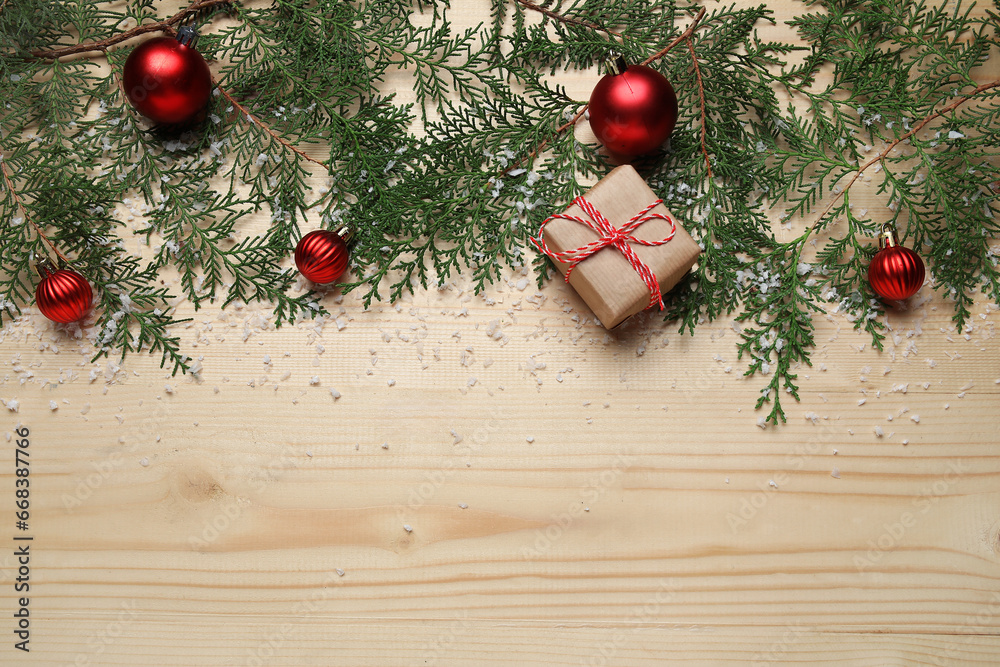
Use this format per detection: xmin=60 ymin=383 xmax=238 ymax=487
xmin=35 ymin=267 xmax=93 ymax=323
xmin=123 ymin=34 xmax=212 ymax=125
xmin=295 ymin=230 xmax=350 ymax=284
xmin=589 ymin=61 xmax=678 ymax=160
xmin=868 ymin=226 xmax=925 ymax=301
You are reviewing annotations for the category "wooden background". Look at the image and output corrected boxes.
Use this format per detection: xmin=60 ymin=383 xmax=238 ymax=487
xmin=2 ymin=0 xmax=999 ymax=664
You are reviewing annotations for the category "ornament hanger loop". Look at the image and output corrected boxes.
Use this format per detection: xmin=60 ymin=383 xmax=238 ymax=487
xmin=175 ymin=25 xmax=199 ymax=47
xmin=35 ymin=256 xmax=57 ymax=278
xmin=878 ymin=222 xmax=899 ymax=249
xmin=335 ymin=225 xmax=354 ymax=244
xmin=602 ymin=51 xmax=628 ymax=76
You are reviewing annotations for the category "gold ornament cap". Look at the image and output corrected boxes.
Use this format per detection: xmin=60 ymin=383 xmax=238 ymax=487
xmin=335 ymin=225 xmax=354 ymax=244
xmin=604 ymin=54 xmax=629 ymax=76
xmin=877 ymin=222 xmax=900 ymax=250
xmin=35 ymin=257 xmax=58 ymax=278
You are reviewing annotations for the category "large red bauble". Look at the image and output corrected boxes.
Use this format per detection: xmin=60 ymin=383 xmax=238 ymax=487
xmin=868 ymin=245 xmax=925 ymax=300
xmin=295 ymin=230 xmax=350 ymax=284
xmin=123 ymin=37 xmax=212 ymax=125
xmin=589 ymin=64 xmax=678 ymax=160
xmin=35 ymin=267 xmax=93 ymax=324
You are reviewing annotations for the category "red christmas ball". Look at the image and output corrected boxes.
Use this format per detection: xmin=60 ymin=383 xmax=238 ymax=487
xmin=589 ymin=63 xmax=678 ymax=160
xmin=295 ymin=230 xmax=350 ymax=284
xmin=868 ymin=242 xmax=925 ymax=301
xmin=35 ymin=267 xmax=93 ymax=324
xmin=123 ymin=34 xmax=212 ymax=125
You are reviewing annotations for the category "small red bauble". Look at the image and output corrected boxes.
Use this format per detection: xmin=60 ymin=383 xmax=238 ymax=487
xmin=589 ymin=59 xmax=678 ymax=160
xmin=295 ymin=230 xmax=350 ymax=284
xmin=868 ymin=224 xmax=925 ymax=301
xmin=122 ymin=29 xmax=212 ymax=125
xmin=35 ymin=266 xmax=93 ymax=324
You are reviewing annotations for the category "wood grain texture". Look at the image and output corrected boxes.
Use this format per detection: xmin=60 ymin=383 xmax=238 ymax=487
xmin=2 ymin=0 xmax=1000 ymax=665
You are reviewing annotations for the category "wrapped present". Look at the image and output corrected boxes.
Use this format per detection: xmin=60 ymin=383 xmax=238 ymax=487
xmin=532 ymin=165 xmax=701 ymax=328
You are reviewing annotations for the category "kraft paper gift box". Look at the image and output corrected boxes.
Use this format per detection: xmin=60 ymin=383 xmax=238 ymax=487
xmin=534 ymin=165 xmax=702 ymax=328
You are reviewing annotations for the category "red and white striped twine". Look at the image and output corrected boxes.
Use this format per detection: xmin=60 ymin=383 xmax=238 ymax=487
xmin=531 ymin=197 xmax=677 ymax=310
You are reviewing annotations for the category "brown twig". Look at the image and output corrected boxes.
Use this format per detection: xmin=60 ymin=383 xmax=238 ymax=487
xmin=811 ymin=77 xmax=1000 ymax=228
xmin=215 ymin=85 xmax=329 ymax=170
xmin=217 ymin=83 xmax=354 ymax=220
xmin=686 ymin=37 xmax=712 ymax=178
xmin=641 ymin=7 xmax=707 ymax=66
xmin=0 ymin=154 xmax=71 ymax=264
xmin=498 ymin=105 xmax=590 ymax=180
xmin=499 ymin=8 xmax=708 ymax=180
xmin=514 ymin=0 xmax=624 ymax=38
xmin=31 ymin=0 xmax=232 ymax=59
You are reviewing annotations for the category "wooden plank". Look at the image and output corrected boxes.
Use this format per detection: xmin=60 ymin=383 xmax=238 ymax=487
xmin=21 ymin=620 xmax=1000 ymax=666
xmin=1 ymin=0 xmax=999 ymax=664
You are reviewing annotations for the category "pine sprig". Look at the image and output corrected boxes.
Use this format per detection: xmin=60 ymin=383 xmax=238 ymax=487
xmin=736 ymin=0 xmax=1000 ymax=420
xmin=1 ymin=0 xmax=998 ymax=421
xmin=735 ymin=253 xmax=824 ymax=424
xmin=89 ymin=258 xmax=191 ymax=376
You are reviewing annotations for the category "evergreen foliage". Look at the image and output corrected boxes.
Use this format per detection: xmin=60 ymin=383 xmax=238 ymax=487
xmin=0 ymin=0 xmax=997 ymax=421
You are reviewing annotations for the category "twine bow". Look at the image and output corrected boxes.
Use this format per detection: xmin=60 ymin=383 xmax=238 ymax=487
xmin=531 ymin=196 xmax=677 ymax=310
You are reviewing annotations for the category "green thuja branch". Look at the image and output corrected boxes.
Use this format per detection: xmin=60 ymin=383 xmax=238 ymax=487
xmin=0 ymin=0 xmax=997 ymax=423
xmin=744 ymin=0 xmax=1000 ymax=421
